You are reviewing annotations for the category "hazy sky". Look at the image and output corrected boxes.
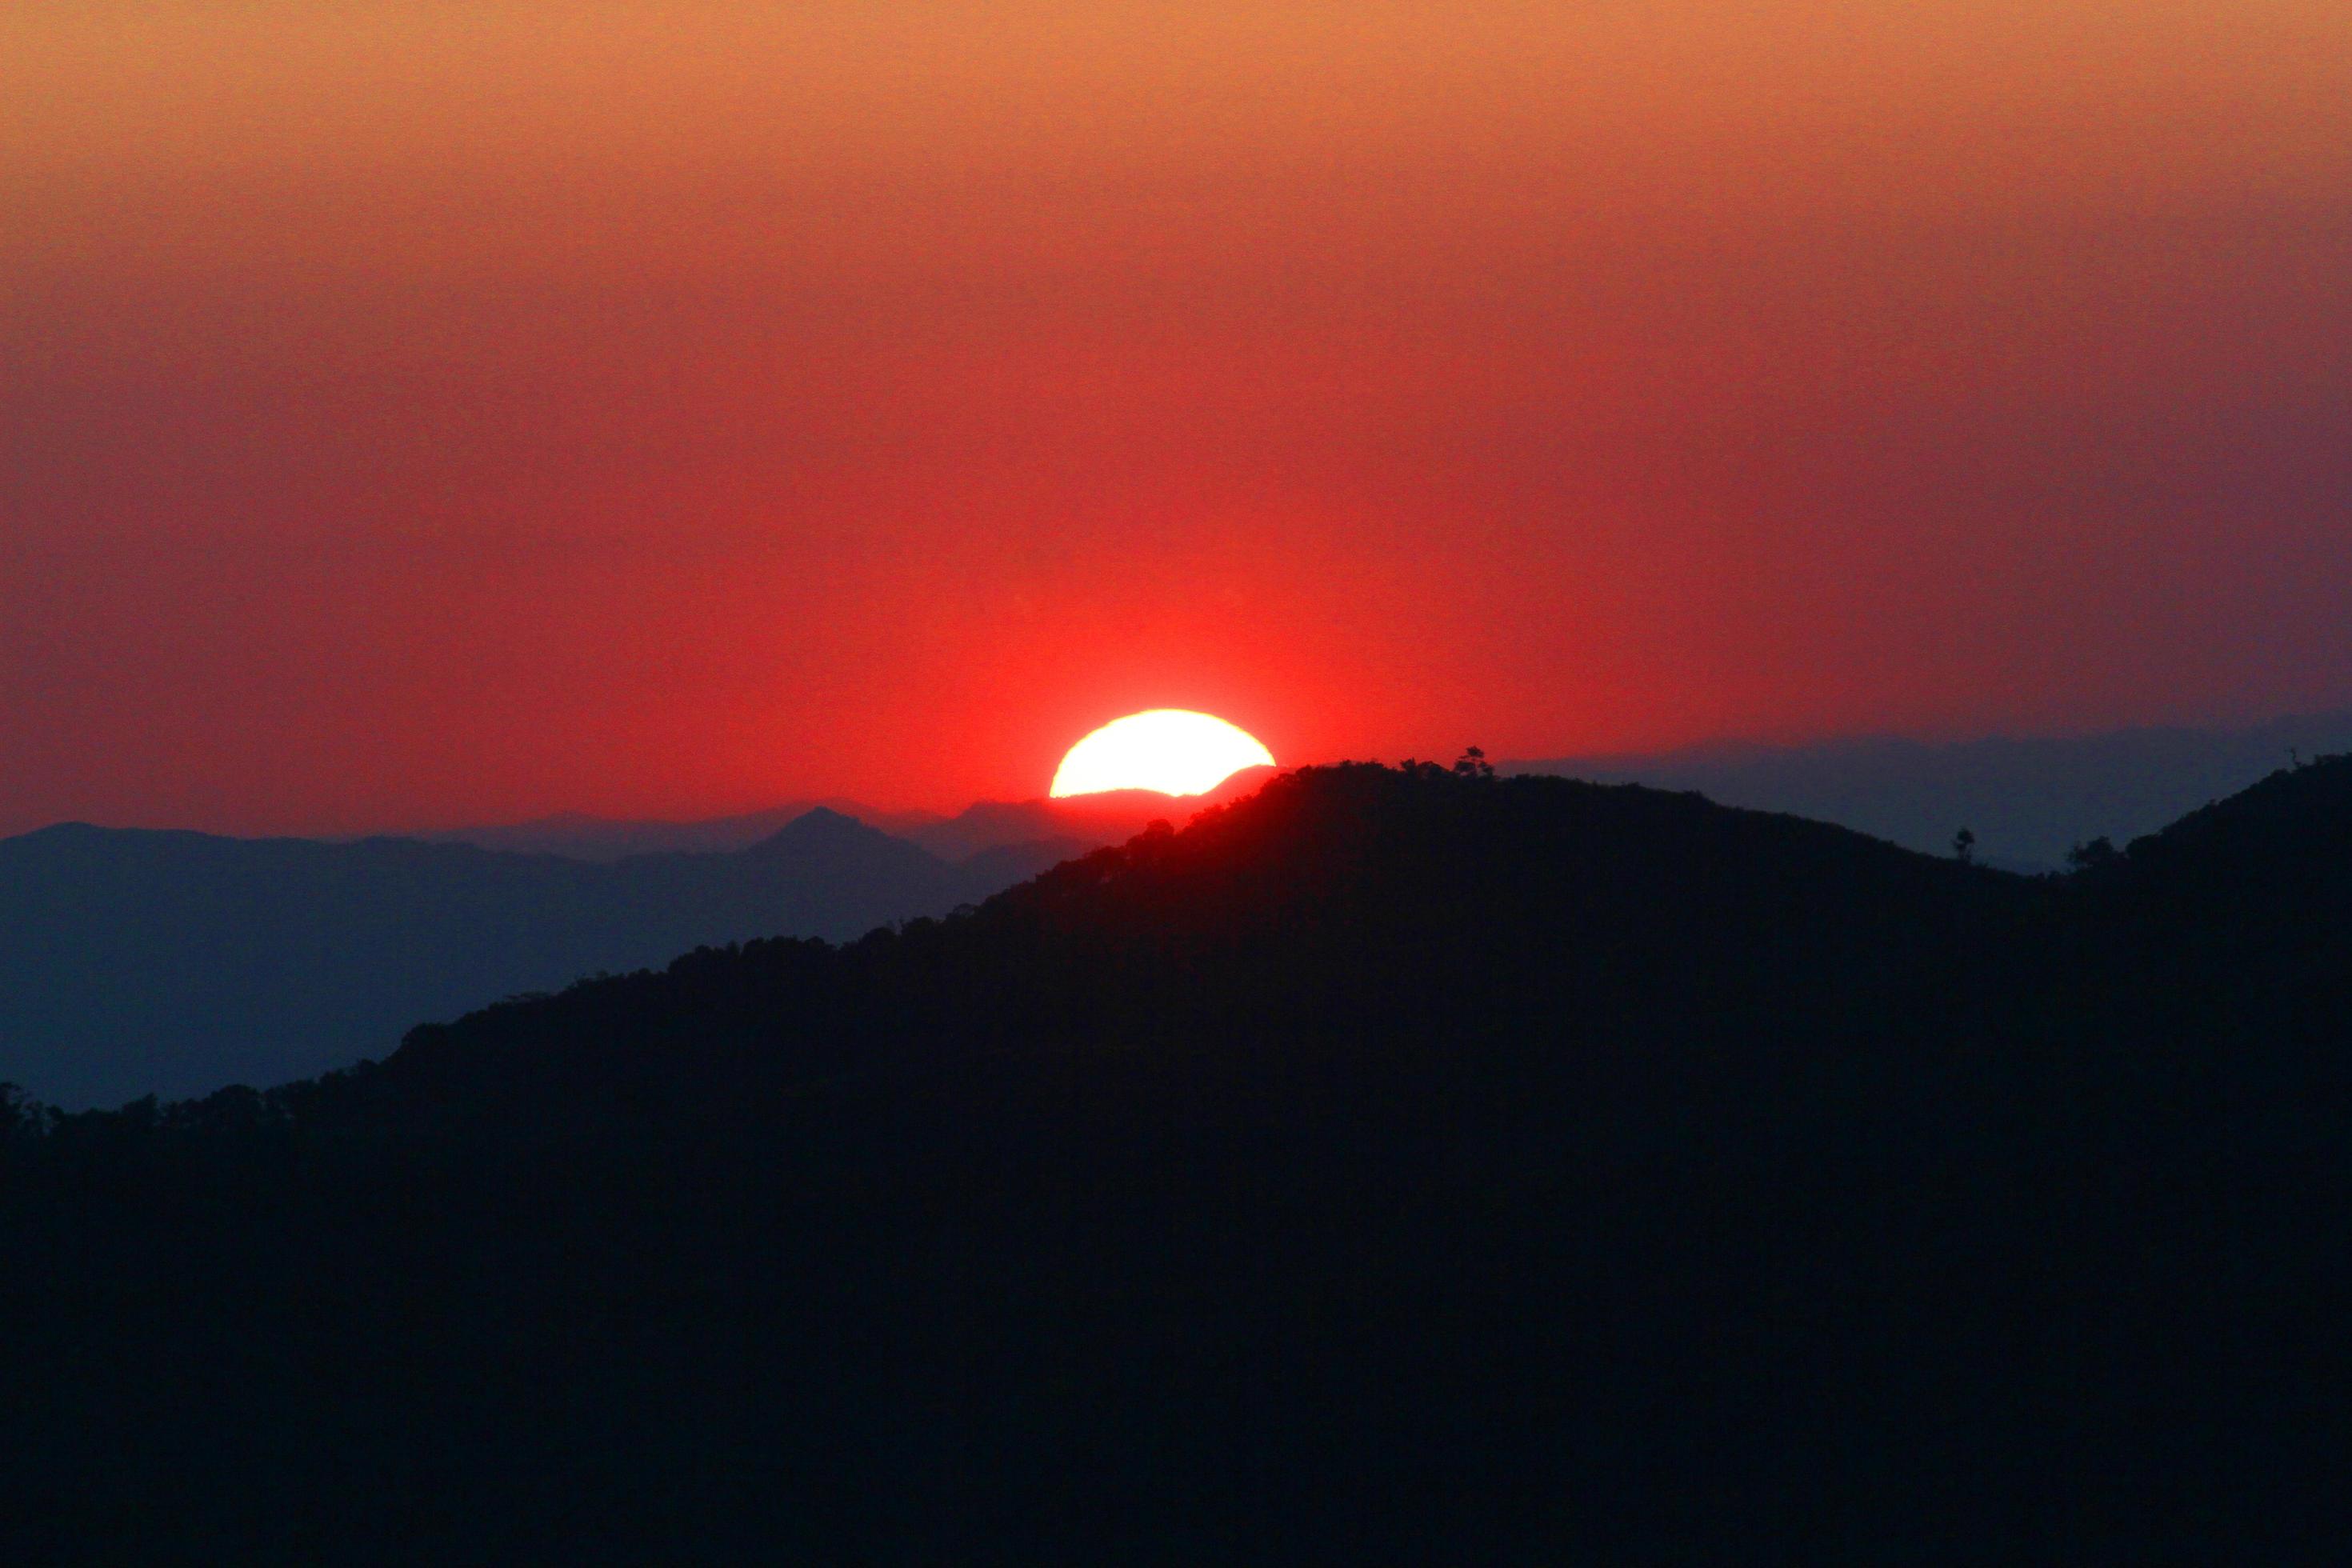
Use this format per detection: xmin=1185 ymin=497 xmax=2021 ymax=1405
xmin=6 ymin=2 xmax=2349 ymax=832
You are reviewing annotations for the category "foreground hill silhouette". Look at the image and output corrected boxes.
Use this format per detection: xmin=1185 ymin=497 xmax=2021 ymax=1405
xmin=0 ymin=810 xmax=1074 ymax=1106
xmin=2 ymin=760 xmax=2347 ymax=1560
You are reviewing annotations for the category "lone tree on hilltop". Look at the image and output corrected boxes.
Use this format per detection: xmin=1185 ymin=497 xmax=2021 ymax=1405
xmin=2067 ymin=836 xmax=2122 ymax=873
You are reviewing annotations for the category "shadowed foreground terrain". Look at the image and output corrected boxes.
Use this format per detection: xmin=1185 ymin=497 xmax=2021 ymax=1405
xmin=3 ymin=761 xmax=2347 ymax=1561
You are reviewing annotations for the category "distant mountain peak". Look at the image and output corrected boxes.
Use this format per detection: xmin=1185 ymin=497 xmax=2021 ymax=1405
xmin=745 ymin=806 xmax=910 ymax=854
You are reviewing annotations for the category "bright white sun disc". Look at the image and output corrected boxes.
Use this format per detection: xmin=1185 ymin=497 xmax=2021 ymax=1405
xmin=1050 ymin=710 xmax=1275 ymax=798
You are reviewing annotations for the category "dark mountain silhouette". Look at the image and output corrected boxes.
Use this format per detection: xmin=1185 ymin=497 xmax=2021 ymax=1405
xmin=1512 ymin=708 xmax=2352 ymax=870
xmin=910 ymin=764 xmax=1278 ymax=859
xmin=2 ymin=758 xmax=2347 ymax=1560
xmin=0 ymin=810 xmax=1072 ymax=1107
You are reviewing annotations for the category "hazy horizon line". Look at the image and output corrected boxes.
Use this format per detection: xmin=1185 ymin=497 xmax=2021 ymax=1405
xmin=13 ymin=705 xmax=2350 ymax=845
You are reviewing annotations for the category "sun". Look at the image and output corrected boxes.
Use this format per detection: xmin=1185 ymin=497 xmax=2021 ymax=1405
xmin=1050 ymin=710 xmax=1275 ymax=798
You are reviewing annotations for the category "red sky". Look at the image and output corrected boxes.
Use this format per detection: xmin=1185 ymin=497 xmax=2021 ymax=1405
xmin=5 ymin=2 xmax=2350 ymax=834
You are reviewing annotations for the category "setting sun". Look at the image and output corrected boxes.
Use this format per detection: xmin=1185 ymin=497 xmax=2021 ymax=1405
xmin=1049 ymin=710 xmax=1274 ymax=798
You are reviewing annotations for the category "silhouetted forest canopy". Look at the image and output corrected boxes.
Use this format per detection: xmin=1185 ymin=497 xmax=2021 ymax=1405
xmin=3 ymin=758 xmax=2348 ymax=1560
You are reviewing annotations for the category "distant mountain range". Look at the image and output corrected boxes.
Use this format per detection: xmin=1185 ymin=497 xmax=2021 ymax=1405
xmin=0 ymin=769 xmax=1281 ymax=1108
xmin=8 ymin=717 xmax=2342 ymax=1109
xmin=0 ymin=810 xmax=1075 ymax=1107
xmin=417 ymin=766 xmax=1278 ymax=864
xmin=1510 ymin=710 xmax=2352 ymax=870
xmin=413 ymin=715 xmax=2352 ymax=878
xmin=410 ymin=802 xmax=949 ymax=861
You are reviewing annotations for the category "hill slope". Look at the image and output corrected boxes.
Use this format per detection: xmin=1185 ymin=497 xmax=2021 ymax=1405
xmin=908 ymin=766 xmax=1278 ymax=860
xmin=1513 ymin=709 xmax=2352 ymax=867
xmin=2 ymin=761 xmax=2347 ymax=1561
xmin=0 ymin=810 xmax=1071 ymax=1106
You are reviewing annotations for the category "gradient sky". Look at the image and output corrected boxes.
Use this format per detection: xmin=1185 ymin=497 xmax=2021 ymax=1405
xmin=5 ymin=2 xmax=2349 ymax=834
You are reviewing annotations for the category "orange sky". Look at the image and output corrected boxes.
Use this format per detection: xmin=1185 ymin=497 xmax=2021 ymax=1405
xmin=5 ymin=2 xmax=2350 ymax=832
